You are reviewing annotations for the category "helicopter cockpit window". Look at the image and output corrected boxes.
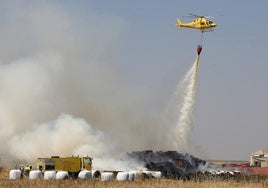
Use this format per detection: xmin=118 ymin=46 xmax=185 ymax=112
xmin=208 ymin=21 xmax=213 ymax=24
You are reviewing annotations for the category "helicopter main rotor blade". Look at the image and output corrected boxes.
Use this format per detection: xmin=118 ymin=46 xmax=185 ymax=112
xmin=189 ymin=13 xmax=204 ymax=18
xmin=182 ymin=15 xmax=197 ymax=18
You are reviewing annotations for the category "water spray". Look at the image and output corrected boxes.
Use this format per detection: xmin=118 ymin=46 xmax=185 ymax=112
xmin=169 ymin=55 xmax=200 ymax=151
xmin=168 ymin=40 xmax=203 ymax=152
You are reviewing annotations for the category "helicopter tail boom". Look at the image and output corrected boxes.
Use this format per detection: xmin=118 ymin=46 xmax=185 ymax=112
xmin=176 ymin=17 xmax=183 ymax=28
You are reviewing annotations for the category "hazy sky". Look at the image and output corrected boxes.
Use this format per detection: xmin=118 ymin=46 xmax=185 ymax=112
xmin=0 ymin=0 xmax=267 ymax=162
xmin=85 ymin=0 xmax=268 ymax=161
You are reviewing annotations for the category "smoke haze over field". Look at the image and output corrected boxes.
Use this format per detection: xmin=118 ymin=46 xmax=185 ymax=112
xmin=3 ymin=1 xmax=267 ymax=165
xmin=0 ymin=1 xmax=176 ymax=167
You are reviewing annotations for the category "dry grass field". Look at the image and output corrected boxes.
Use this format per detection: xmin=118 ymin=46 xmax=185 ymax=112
xmin=1 ymin=168 xmax=268 ymax=188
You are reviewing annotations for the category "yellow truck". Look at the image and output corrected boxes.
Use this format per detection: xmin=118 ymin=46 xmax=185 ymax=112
xmin=36 ymin=156 xmax=92 ymax=178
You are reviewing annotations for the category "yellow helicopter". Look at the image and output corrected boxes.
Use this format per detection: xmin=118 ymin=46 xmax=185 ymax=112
xmin=176 ymin=14 xmax=217 ymax=31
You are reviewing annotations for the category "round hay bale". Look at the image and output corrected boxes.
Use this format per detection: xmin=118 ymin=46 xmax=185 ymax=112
xmin=128 ymin=171 xmax=136 ymax=181
xmin=116 ymin=171 xmax=129 ymax=181
xmin=134 ymin=171 xmax=147 ymax=180
xmin=142 ymin=170 xmax=153 ymax=178
xmin=92 ymin=170 xmax=101 ymax=178
xmin=9 ymin=169 xmax=21 ymax=180
xmin=44 ymin=171 xmax=56 ymax=180
xmin=29 ymin=170 xmax=42 ymax=180
xmin=151 ymin=171 xmax=161 ymax=178
xmin=56 ymin=171 xmax=69 ymax=180
xmin=101 ymin=172 xmax=114 ymax=181
xmin=78 ymin=170 xmax=92 ymax=180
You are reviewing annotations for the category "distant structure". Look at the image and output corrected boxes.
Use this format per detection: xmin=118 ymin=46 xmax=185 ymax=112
xmin=250 ymin=149 xmax=268 ymax=167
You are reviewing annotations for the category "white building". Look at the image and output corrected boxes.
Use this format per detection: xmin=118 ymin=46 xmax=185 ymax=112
xmin=250 ymin=149 xmax=268 ymax=167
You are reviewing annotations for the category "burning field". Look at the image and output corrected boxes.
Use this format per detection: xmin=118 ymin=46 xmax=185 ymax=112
xmin=0 ymin=1 xmax=201 ymax=169
xmin=128 ymin=150 xmax=268 ymax=181
xmin=0 ymin=2 xmax=267 ymax=187
xmin=128 ymin=150 xmax=207 ymax=179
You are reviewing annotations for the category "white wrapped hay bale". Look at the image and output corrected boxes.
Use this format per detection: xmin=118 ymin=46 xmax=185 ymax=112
xmin=29 ymin=170 xmax=42 ymax=180
xmin=9 ymin=170 xmax=21 ymax=180
xmin=142 ymin=170 xmax=153 ymax=178
xmin=101 ymin=172 xmax=114 ymax=181
xmin=44 ymin=171 xmax=56 ymax=180
xmin=134 ymin=171 xmax=146 ymax=180
xmin=142 ymin=170 xmax=161 ymax=179
xmin=56 ymin=171 xmax=69 ymax=180
xmin=91 ymin=170 xmax=101 ymax=178
xmin=116 ymin=172 xmax=129 ymax=181
xmin=151 ymin=171 xmax=161 ymax=178
xmin=128 ymin=171 xmax=136 ymax=181
xmin=78 ymin=170 xmax=92 ymax=180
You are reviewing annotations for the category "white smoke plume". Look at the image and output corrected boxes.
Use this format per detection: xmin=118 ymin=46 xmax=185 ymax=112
xmin=0 ymin=1 xmax=202 ymax=170
xmin=8 ymin=113 xmax=113 ymax=160
xmin=168 ymin=56 xmax=200 ymax=152
xmin=0 ymin=1 xmax=168 ymax=168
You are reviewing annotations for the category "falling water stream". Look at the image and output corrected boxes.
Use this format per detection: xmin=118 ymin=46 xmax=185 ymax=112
xmin=169 ymin=55 xmax=200 ymax=151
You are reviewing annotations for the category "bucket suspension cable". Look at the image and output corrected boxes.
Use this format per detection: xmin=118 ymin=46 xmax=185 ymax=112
xmin=197 ymin=31 xmax=204 ymax=55
xmin=199 ymin=31 xmax=204 ymax=45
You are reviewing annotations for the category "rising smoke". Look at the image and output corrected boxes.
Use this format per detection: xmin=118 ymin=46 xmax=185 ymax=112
xmin=0 ymin=1 xmax=167 ymax=168
xmin=0 ymin=1 xmax=200 ymax=169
